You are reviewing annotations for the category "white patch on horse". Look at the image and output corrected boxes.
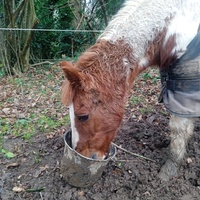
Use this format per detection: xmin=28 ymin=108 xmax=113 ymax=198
xmin=123 ymin=57 xmax=132 ymax=85
xmin=99 ymin=0 xmax=200 ymax=61
xmin=164 ymin=1 xmax=200 ymax=54
xmin=139 ymin=57 xmax=149 ymax=68
xmin=123 ymin=57 xmax=133 ymax=71
xmin=69 ymin=103 xmax=79 ymax=149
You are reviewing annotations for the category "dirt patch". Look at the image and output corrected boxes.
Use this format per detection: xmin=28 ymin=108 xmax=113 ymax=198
xmin=1 ymin=69 xmax=200 ymax=200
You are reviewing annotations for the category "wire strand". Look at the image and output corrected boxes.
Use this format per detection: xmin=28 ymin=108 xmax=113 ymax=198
xmin=0 ymin=28 xmax=103 ymax=33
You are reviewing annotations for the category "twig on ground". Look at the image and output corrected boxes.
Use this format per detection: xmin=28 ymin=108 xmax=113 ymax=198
xmin=35 ymin=95 xmax=41 ymax=102
xmin=112 ymin=142 xmax=156 ymax=162
xmin=114 ymin=159 xmax=138 ymax=162
xmin=30 ymin=61 xmax=54 ymax=67
xmin=17 ymin=194 xmax=23 ymax=200
xmin=40 ymin=192 xmax=44 ymax=200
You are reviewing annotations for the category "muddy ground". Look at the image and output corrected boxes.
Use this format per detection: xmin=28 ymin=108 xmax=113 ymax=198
xmin=1 ymin=68 xmax=200 ymax=200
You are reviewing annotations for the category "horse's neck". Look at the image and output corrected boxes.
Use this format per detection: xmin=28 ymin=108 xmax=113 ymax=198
xmin=99 ymin=0 xmax=178 ymax=60
xmin=99 ymin=0 xmax=200 ymax=70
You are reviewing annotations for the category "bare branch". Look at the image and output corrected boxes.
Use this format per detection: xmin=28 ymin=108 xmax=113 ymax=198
xmin=84 ymin=15 xmax=96 ymax=38
xmin=13 ymin=0 xmax=26 ymax=23
xmin=30 ymin=61 xmax=54 ymax=67
xmin=99 ymin=0 xmax=108 ymax=25
xmin=3 ymin=0 xmax=14 ymax=27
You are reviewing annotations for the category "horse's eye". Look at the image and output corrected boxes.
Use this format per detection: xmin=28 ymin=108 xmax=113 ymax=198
xmin=77 ymin=115 xmax=89 ymax=122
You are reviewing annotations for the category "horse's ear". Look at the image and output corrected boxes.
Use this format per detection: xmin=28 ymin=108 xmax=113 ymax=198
xmin=60 ymin=61 xmax=83 ymax=105
xmin=60 ymin=61 xmax=83 ymax=87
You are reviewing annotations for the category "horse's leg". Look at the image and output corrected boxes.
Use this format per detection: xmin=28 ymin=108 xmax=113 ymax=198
xmin=159 ymin=114 xmax=195 ymax=181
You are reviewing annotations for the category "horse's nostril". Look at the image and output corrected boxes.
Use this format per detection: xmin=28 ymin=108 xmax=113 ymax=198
xmin=90 ymin=154 xmax=98 ymax=160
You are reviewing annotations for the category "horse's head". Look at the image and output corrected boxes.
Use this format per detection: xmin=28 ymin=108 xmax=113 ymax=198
xmin=60 ymin=58 xmax=125 ymax=160
xmin=60 ymin=40 xmax=143 ymax=160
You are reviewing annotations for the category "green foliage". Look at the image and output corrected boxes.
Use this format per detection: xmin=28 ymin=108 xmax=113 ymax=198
xmin=106 ymin=0 xmax=126 ymax=16
xmin=1 ymin=149 xmax=15 ymax=158
xmin=130 ymin=97 xmax=139 ymax=104
xmin=32 ymin=0 xmax=125 ymax=60
xmin=32 ymin=0 xmax=79 ymax=59
xmin=0 ymin=64 xmax=6 ymax=78
xmin=37 ymin=114 xmax=69 ymax=132
xmin=1 ymin=0 xmax=126 ymax=74
xmin=143 ymin=72 xmax=153 ymax=80
xmin=142 ymin=71 xmax=160 ymax=84
xmin=0 ymin=118 xmax=34 ymax=138
xmin=32 ymin=151 xmax=41 ymax=164
xmin=0 ymin=112 xmax=70 ymax=157
xmin=140 ymin=105 xmax=154 ymax=115
xmin=0 ymin=114 xmax=69 ymax=141
xmin=130 ymin=96 xmax=144 ymax=105
xmin=117 ymin=162 xmax=123 ymax=168
xmin=92 ymin=0 xmax=126 ymax=28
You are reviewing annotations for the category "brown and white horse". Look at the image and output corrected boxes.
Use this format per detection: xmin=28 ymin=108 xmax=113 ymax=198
xmin=61 ymin=0 xmax=200 ymax=181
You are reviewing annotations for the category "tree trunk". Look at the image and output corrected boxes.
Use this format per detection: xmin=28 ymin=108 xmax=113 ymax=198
xmin=68 ymin=0 xmax=82 ymax=29
xmin=68 ymin=0 xmax=83 ymax=58
xmin=1 ymin=0 xmax=39 ymax=74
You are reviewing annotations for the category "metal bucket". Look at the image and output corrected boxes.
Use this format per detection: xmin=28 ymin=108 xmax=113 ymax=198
xmin=60 ymin=130 xmax=116 ymax=188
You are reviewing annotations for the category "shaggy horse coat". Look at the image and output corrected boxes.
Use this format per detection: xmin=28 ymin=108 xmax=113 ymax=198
xmin=61 ymin=0 xmax=200 ymax=181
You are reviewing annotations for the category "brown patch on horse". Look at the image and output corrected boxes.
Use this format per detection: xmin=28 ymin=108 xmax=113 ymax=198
xmin=145 ymin=17 xmax=178 ymax=69
xmin=61 ymin=40 xmax=143 ymax=158
xmin=78 ymin=40 xmax=144 ymax=93
xmin=147 ymin=32 xmax=177 ymax=68
xmin=69 ymin=40 xmax=139 ymax=102
xmin=160 ymin=34 xmax=177 ymax=68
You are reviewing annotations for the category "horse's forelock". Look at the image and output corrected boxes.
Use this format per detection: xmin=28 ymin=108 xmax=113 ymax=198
xmin=73 ymin=40 xmax=135 ymax=102
xmin=76 ymin=51 xmax=98 ymax=70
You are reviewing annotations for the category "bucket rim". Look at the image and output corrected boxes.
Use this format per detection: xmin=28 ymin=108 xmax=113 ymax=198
xmin=64 ymin=130 xmax=117 ymax=162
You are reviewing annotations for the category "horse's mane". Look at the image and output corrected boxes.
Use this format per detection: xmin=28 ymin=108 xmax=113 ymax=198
xmin=100 ymin=0 xmax=145 ymax=33
xmin=75 ymin=40 xmax=134 ymax=89
xmin=99 ymin=0 xmax=179 ymax=60
xmin=62 ymin=40 xmax=138 ymax=106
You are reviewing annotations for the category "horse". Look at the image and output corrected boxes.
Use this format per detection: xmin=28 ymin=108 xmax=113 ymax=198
xmin=61 ymin=0 xmax=200 ymax=181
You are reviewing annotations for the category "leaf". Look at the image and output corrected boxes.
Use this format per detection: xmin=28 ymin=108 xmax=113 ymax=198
xmin=12 ymin=186 xmax=25 ymax=192
xmin=2 ymin=108 xmax=10 ymax=115
xmin=1 ymin=149 xmax=15 ymax=158
xmin=1 ymin=149 xmax=6 ymax=153
xmin=26 ymin=187 xmax=45 ymax=193
xmin=6 ymin=151 xmax=15 ymax=158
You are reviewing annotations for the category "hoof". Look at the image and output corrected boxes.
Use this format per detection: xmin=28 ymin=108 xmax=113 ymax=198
xmin=159 ymin=159 xmax=179 ymax=181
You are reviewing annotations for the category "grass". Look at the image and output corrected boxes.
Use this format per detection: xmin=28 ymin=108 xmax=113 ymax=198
xmin=142 ymin=69 xmax=160 ymax=84
xmin=0 ymin=65 xmax=70 ymax=157
xmin=0 ymin=108 xmax=69 ymax=139
xmin=1 ymin=148 xmax=15 ymax=158
xmin=126 ymin=68 xmax=162 ymax=118
xmin=140 ymin=106 xmax=154 ymax=115
xmin=129 ymin=96 xmax=144 ymax=105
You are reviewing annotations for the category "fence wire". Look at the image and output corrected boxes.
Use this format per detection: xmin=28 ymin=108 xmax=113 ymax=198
xmin=0 ymin=28 xmax=103 ymax=33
